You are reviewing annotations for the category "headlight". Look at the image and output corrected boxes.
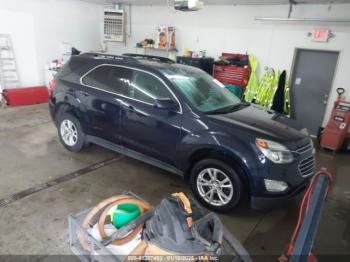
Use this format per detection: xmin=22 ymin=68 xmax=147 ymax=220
xmin=264 ymin=179 xmax=288 ymax=192
xmin=300 ymin=128 xmax=309 ymax=136
xmin=256 ymin=138 xmax=294 ymax=164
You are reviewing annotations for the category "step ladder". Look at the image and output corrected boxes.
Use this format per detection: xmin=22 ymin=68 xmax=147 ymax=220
xmin=0 ymin=34 xmax=20 ymax=107
xmin=0 ymin=34 xmax=21 ymax=88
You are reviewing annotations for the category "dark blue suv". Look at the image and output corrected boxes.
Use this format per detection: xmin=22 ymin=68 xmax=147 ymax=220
xmin=49 ymin=53 xmax=315 ymax=212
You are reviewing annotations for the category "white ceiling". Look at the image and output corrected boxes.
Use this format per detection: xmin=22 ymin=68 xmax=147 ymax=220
xmin=81 ymin=0 xmax=350 ymax=5
xmin=79 ymin=0 xmax=350 ymax=6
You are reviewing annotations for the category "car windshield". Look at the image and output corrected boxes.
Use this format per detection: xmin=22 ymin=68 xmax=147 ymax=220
xmin=168 ymin=73 xmax=242 ymax=113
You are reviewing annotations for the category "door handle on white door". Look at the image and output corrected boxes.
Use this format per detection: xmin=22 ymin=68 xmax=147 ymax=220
xmin=323 ymin=94 xmax=329 ymax=104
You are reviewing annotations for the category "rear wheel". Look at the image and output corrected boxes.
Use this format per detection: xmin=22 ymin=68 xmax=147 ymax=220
xmin=190 ymin=159 xmax=244 ymax=212
xmin=57 ymin=113 xmax=86 ymax=152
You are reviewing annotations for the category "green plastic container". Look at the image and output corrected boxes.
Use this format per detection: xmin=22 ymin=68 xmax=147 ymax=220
xmin=111 ymin=203 xmax=141 ymax=229
xmin=224 ymin=83 xmax=243 ymax=98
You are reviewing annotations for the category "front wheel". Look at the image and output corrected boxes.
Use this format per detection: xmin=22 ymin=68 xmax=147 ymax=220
xmin=190 ymin=159 xmax=244 ymax=212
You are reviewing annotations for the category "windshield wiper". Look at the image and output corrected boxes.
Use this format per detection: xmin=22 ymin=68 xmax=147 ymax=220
xmin=205 ymin=101 xmax=250 ymax=115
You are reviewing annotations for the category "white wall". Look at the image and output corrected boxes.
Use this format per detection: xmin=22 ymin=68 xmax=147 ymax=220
xmin=107 ymin=3 xmax=350 ymax=125
xmin=0 ymin=0 xmax=104 ymax=87
xmin=0 ymin=9 xmax=39 ymax=86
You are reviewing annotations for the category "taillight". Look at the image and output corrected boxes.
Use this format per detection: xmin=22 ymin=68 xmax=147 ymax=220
xmin=48 ymin=79 xmax=57 ymax=97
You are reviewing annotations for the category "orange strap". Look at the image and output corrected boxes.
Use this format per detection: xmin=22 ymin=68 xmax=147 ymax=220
xmin=172 ymin=192 xmax=193 ymax=227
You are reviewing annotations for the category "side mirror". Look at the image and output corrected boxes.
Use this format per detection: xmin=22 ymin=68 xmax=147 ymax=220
xmin=153 ymin=98 xmax=178 ymax=111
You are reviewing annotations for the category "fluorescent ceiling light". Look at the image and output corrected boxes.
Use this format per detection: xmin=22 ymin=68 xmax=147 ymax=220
xmin=255 ymin=17 xmax=350 ymax=22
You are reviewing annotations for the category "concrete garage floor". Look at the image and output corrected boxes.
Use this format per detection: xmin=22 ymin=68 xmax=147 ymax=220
xmin=0 ymin=103 xmax=349 ymax=261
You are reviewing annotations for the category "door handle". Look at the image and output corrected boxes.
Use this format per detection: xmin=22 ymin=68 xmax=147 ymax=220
xmin=101 ymin=103 xmax=107 ymax=110
xmin=127 ymin=105 xmax=135 ymax=112
xmin=78 ymin=90 xmax=89 ymax=97
xmin=323 ymin=94 xmax=329 ymax=105
xmin=123 ymin=104 xmax=146 ymax=117
xmin=121 ymin=103 xmax=136 ymax=112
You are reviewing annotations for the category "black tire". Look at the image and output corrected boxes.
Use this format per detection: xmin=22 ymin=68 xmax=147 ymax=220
xmin=57 ymin=112 xmax=86 ymax=152
xmin=190 ymin=159 xmax=244 ymax=212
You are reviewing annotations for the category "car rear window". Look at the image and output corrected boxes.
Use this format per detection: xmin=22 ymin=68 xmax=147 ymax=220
xmin=82 ymin=65 xmax=131 ymax=95
xmin=58 ymin=57 xmax=89 ymax=77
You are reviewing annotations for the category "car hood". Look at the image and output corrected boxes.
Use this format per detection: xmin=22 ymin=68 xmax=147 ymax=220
xmin=207 ymin=104 xmax=307 ymax=142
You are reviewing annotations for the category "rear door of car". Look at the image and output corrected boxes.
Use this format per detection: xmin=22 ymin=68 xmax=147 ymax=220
xmin=79 ymin=65 xmax=131 ymax=143
xmin=117 ymin=66 xmax=183 ymax=167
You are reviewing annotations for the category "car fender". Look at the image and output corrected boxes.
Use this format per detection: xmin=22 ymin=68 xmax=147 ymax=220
xmin=53 ymin=91 xmax=90 ymax=131
xmin=179 ymin=130 xmax=258 ymax=180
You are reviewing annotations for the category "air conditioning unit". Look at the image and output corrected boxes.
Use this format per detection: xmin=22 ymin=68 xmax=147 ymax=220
xmin=174 ymin=0 xmax=204 ymax=11
xmin=103 ymin=9 xmax=125 ymax=42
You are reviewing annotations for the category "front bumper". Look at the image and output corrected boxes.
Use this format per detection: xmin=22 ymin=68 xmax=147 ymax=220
xmin=251 ymin=181 xmax=308 ymax=210
xmin=248 ymin=139 xmax=315 ymax=210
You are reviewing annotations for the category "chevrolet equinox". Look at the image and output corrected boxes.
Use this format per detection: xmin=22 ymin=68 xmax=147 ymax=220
xmin=49 ymin=53 xmax=315 ymax=212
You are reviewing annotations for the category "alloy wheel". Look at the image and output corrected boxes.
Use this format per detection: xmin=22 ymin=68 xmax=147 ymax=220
xmin=196 ymin=168 xmax=234 ymax=206
xmin=60 ymin=119 xmax=78 ymax=146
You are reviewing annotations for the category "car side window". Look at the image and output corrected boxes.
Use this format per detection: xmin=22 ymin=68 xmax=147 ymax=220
xmin=82 ymin=66 xmax=178 ymax=109
xmin=128 ymin=70 xmax=173 ymax=104
xmin=82 ymin=66 xmax=131 ymax=95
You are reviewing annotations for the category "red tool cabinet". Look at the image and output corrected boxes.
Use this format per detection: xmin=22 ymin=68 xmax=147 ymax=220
xmin=321 ymin=88 xmax=350 ymax=151
xmin=3 ymin=86 xmax=49 ymax=106
xmin=213 ymin=53 xmax=251 ymax=87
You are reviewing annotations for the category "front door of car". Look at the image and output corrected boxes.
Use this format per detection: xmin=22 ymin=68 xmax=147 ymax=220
xmin=118 ymin=68 xmax=182 ymax=166
xmin=79 ymin=65 xmax=130 ymax=143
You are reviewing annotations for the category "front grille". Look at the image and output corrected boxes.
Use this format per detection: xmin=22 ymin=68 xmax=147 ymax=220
xmin=296 ymin=141 xmax=313 ymax=154
xmin=298 ymin=156 xmax=315 ymax=177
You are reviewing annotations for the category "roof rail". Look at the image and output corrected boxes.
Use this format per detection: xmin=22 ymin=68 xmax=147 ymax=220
xmin=79 ymin=52 xmax=139 ymax=63
xmin=122 ymin=53 xmax=174 ymax=63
